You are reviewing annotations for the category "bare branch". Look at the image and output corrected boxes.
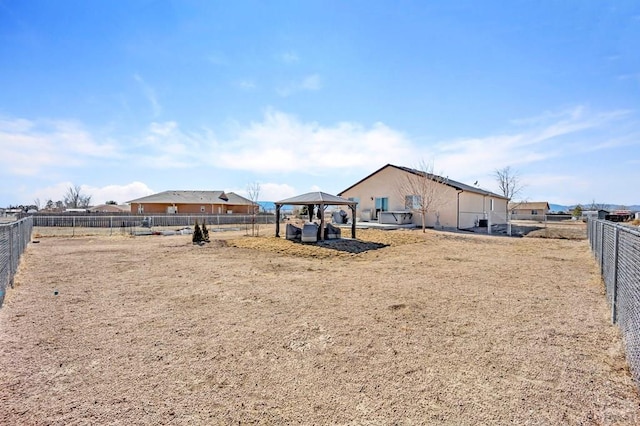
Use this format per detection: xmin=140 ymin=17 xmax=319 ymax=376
xmin=397 ymin=160 xmax=451 ymax=232
xmin=63 ymin=185 xmax=92 ymax=208
xmin=246 ymin=182 xmax=261 ymax=236
xmin=493 ymin=166 xmax=525 ymax=201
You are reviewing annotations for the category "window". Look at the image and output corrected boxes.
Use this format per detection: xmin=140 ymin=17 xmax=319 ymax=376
xmin=490 ymin=199 xmax=494 ymax=211
xmin=531 ymin=210 xmax=538 ymax=215
xmin=375 ymin=197 xmax=388 ymax=211
xmin=348 ymin=197 xmax=360 ymax=205
xmin=405 ymin=195 xmax=421 ymax=209
xmin=373 ymin=197 xmax=389 ymax=219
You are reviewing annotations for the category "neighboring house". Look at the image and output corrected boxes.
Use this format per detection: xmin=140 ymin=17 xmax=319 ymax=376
xmin=509 ymin=202 xmax=550 ymax=220
xmin=605 ymin=210 xmax=632 ymax=222
xmin=581 ymin=209 xmax=609 ymax=221
xmin=89 ymin=204 xmax=131 ymax=213
xmin=127 ymin=191 xmax=256 ymax=214
xmin=338 ymin=164 xmax=508 ymax=229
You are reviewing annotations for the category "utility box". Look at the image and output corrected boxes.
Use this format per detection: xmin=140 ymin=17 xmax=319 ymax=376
xmin=378 ymin=211 xmax=413 ymax=225
xmin=301 ymin=223 xmax=318 ymax=243
xmin=325 ymin=224 xmax=341 ymax=239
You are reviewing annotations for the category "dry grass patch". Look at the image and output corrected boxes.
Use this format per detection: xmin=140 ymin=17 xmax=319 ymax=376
xmin=1 ymin=228 xmax=639 ymax=424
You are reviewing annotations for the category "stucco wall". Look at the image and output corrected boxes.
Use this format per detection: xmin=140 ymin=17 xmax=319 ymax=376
xmin=458 ymin=192 xmax=508 ymax=228
xmin=340 ymin=166 xmax=508 ymax=229
xmin=339 ymin=167 xmax=454 ymax=228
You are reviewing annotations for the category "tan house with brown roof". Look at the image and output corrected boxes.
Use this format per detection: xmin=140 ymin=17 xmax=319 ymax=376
xmin=127 ymin=191 xmax=256 ymax=214
xmin=338 ymin=164 xmax=509 ymax=229
xmin=509 ymin=201 xmax=550 ymax=220
xmin=89 ymin=204 xmax=131 ymax=213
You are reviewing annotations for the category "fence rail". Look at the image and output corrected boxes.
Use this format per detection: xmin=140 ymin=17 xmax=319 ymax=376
xmin=588 ymin=219 xmax=640 ymax=385
xmin=0 ymin=217 xmax=33 ymax=308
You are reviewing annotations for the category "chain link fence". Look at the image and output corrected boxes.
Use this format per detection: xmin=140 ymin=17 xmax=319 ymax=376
xmin=0 ymin=217 xmax=33 ymax=308
xmin=29 ymin=213 xmax=276 ymax=236
xmin=588 ymin=219 xmax=640 ymax=385
xmin=31 ymin=213 xmax=275 ymax=228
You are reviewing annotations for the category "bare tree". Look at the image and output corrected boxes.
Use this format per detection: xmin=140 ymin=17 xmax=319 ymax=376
xmin=493 ymin=166 xmax=525 ymax=201
xmin=494 ymin=167 xmax=526 ymax=232
xmin=246 ymin=181 xmax=261 ymax=236
xmin=397 ymin=160 xmax=450 ymax=233
xmin=588 ymin=200 xmax=609 ymax=211
xmin=64 ymin=185 xmax=92 ymax=209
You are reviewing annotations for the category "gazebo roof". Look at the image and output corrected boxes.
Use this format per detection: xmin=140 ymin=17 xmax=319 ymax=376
xmin=274 ymin=192 xmax=357 ymax=240
xmin=275 ymin=191 xmax=356 ymax=206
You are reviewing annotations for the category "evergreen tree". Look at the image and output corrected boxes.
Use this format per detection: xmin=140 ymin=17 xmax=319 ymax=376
xmin=572 ymin=204 xmax=583 ymax=218
xmin=193 ymin=220 xmax=204 ymax=244
xmin=201 ymin=220 xmax=210 ymax=242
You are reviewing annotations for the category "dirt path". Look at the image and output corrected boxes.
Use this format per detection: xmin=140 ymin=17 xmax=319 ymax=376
xmin=1 ymin=228 xmax=638 ymax=424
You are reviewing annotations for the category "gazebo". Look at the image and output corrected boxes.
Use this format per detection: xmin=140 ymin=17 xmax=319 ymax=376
xmin=275 ymin=192 xmax=357 ymax=240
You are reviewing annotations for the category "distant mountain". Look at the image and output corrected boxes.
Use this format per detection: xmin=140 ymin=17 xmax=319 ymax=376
xmin=549 ymin=204 xmax=569 ymax=213
xmin=258 ymin=201 xmax=275 ymax=212
xmin=549 ymin=203 xmax=640 ymax=213
xmin=258 ymin=201 xmax=294 ymax=213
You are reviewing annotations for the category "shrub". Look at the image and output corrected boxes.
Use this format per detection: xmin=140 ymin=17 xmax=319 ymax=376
xmin=192 ymin=220 xmax=204 ymax=244
xmin=201 ymin=221 xmax=210 ymax=242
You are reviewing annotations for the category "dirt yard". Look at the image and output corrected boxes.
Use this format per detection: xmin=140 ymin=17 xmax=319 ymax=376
xmin=1 ymin=225 xmax=639 ymax=424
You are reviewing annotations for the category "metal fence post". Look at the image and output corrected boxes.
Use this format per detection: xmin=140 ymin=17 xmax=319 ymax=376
xmin=8 ymin=224 xmax=14 ymax=288
xmin=611 ymin=226 xmax=619 ymax=324
xmin=599 ymin=221 xmax=605 ymax=268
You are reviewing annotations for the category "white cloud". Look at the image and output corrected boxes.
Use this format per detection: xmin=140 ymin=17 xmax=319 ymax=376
xmin=280 ymin=51 xmax=299 ymax=64
xmin=216 ymin=109 xmax=412 ymax=173
xmin=518 ymin=174 xmax=587 ymax=204
xmin=233 ymin=182 xmax=297 ymax=201
xmin=0 ymin=117 xmax=120 ymax=176
xmin=236 ymin=79 xmax=256 ymax=90
xmin=6 ymin=104 xmax=634 ymax=206
xmin=86 ymin=182 xmax=155 ymax=204
xmin=431 ymin=106 xmax=631 ymax=184
xmin=134 ymin=121 xmax=215 ymax=169
xmin=125 ymin=105 xmax=632 ymax=191
xmin=31 ymin=181 xmax=154 ymax=205
xmin=134 ymin=73 xmax=161 ymax=117
xmin=300 ymin=74 xmax=321 ymax=91
xmin=276 ymin=74 xmax=322 ymax=97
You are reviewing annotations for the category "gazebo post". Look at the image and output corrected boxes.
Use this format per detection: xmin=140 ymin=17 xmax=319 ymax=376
xmin=350 ymin=204 xmax=356 ymax=238
xmin=319 ymin=203 xmax=325 ymax=241
xmin=274 ymin=192 xmax=357 ymax=242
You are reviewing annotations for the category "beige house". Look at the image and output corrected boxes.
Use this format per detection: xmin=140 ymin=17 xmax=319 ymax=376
xmin=127 ymin=191 xmax=256 ymax=214
xmin=338 ymin=164 xmax=509 ymax=229
xmin=89 ymin=204 xmax=131 ymax=213
xmin=509 ymin=201 xmax=550 ymax=220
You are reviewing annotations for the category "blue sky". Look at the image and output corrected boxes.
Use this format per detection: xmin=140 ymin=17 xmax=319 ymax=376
xmin=1 ymin=1 xmax=639 ymax=207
